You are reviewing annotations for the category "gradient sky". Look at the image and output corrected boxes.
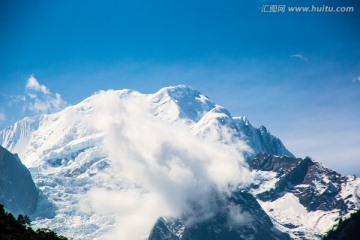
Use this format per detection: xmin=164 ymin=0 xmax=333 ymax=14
xmin=1 ymin=0 xmax=360 ymax=176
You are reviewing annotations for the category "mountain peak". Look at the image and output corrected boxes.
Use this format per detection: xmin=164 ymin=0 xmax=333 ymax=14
xmin=156 ymin=84 xmax=199 ymax=95
xmin=151 ymin=85 xmax=216 ymax=122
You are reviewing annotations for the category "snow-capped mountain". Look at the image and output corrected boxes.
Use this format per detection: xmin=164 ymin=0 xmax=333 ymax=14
xmin=0 ymin=85 xmax=358 ymax=240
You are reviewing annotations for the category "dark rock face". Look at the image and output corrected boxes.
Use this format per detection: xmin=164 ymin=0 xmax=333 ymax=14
xmin=149 ymin=191 xmax=291 ymax=240
xmin=249 ymin=153 xmax=357 ymax=214
xmin=0 ymin=145 xmax=39 ymax=216
xmin=149 ymin=218 xmax=183 ymax=240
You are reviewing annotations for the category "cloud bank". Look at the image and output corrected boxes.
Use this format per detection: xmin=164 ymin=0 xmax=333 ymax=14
xmin=79 ymin=90 xmax=253 ymax=240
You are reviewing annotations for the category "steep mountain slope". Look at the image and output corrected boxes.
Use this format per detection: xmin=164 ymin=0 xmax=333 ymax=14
xmin=249 ymin=153 xmax=360 ymax=239
xmin=0 ymin=145 xmax=39 ymax=216
xmin=0 ymin=117 xmax=40 ymax=160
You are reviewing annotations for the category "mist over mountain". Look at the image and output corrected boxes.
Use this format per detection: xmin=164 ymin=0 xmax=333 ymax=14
xmin=0 ymin=85 xmax=358 ymax=240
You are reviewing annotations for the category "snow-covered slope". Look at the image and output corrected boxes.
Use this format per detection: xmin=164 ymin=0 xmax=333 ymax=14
xmin=0 ymin=86 xmax=291 ymax=165
xmin=0 ymin=85 xmax=357 ymax=239
xmin=149 ymin=86 xmax=293 ymax=157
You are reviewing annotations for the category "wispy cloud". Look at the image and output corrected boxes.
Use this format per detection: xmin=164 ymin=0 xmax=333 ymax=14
xmin=24 ymin=75 xmax=67 ymax=114
xmin=290 ymin=53 xmax=308 ymax=62
xmin=0 ymin=112 xmax=5 ymax=122
xmin=352 ymin=75 xmax=360 ymax=83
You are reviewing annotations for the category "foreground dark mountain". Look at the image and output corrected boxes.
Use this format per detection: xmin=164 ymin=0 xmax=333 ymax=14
xmin=0 ymin=145 xmax=39 ymax=216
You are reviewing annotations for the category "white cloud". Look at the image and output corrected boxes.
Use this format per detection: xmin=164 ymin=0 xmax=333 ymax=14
xmin=26 ymin=75 xmax=50 ymax=94
xmin=290 ymin=53 xmax=308 ymax=62
xmin=25 ymin=75 xmax=67 ymax=114
xmin=79 ymin=90 xmax=253 ymax=240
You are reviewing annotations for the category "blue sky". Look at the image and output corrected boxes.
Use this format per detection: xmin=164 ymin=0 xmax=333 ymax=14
xmin=1 ymin=0 xmax=360 ymax=175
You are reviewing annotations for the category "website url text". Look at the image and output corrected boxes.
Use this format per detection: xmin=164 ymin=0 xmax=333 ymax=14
xmin=261 ymin=5 xmax=355 ymax=13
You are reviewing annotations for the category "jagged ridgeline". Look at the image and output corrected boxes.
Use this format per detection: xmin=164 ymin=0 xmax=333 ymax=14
xmin=249 ymin=153 xmax=360 ymax=239
xmin=0 ymin=86 xmax=359 ymax=240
